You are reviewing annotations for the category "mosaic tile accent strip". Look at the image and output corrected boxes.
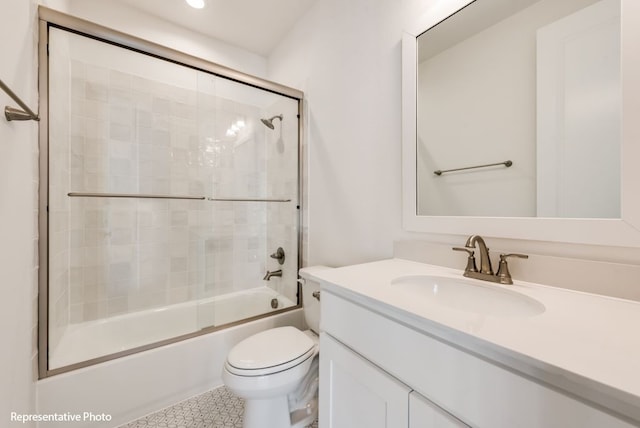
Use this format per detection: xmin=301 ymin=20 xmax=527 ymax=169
xmin=120 ymin=386 xmax=318 ymax=428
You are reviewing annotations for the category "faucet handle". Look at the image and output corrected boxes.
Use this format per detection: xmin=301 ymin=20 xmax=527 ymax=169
xmin=496 ymin=253 xmax=529 ymax=284
xmin=452 ymin=247 xmax=478 ymax=273
xmin=270 ymin=247 xmax=285 ymax=265
xmin=501 ymin=253 xmax=528 ymax=260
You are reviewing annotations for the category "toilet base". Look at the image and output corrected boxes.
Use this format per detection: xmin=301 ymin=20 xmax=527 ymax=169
xmin=243 ymin=396 xmax=317 ymax=428
xmin=289 ymin=397 xmax=318 ymax=428
xmin=243 ymin=396 xmax=290 ymax=428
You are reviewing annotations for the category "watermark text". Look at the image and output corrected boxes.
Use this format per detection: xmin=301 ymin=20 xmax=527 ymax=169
xmin=10 ymin=412 xmax=112 ymax=424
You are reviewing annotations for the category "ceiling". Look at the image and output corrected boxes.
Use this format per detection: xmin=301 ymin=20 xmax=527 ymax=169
xmin=113 ymin=0 xmax=316 ymax=57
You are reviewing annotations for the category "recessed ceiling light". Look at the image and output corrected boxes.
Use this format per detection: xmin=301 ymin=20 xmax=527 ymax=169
xmin=186 ymin=0 xmax=205 ymax=9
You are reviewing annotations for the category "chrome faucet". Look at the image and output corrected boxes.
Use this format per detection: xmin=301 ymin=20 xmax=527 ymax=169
xmin=453 ymin=235 xmax=528 ymax=285
xmin=263 ymin=269 xmax=282 ymax=281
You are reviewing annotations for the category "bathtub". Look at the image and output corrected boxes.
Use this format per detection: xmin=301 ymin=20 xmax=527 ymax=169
xmin=38 ymin=296 xmax=304 ymax=428
xmin=49 ymin=286 xmax=296 ymax=370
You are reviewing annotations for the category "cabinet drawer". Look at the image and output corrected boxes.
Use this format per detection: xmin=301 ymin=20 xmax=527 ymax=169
xmin=321 ymin=291 xmax=633 ymax=428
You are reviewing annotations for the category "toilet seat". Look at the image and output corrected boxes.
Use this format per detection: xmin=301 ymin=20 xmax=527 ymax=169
xmin=226 ymin=326 xmax=316 ymax=377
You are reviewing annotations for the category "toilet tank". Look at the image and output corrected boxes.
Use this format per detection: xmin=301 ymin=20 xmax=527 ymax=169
xmin=298 ymin=266 xmax=332 ymax=334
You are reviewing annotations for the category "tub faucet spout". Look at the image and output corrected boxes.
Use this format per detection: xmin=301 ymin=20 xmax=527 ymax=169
xmin=263 ymin=269 xmax=282 ymax=281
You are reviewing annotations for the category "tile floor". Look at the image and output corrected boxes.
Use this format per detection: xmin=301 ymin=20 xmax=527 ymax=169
xmin=119 ymin=386 xmax=318 ymax=428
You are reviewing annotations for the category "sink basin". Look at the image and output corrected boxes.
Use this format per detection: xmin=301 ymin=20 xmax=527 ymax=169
xmin=391 ymin=275 xmax=545 ymax=318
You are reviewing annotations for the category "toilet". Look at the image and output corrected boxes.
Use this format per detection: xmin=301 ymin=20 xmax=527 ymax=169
xmin=222 ymin=266 xmax=328 ymax=428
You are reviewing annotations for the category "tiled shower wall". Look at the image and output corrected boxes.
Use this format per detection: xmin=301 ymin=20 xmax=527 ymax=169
xmin=62 ymin=64 xmax=269 ymax=323
xmin=48 ymin=28 xmax=299 ymax=347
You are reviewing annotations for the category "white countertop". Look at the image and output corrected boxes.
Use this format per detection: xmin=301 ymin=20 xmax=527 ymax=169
xmin=308 ymin=258 xmax=640 ymax=424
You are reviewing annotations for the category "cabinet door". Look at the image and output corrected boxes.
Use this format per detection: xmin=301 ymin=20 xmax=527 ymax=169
xmin=409 ymin=391 xmax=469 ymax=428
xmin=320 ymin=333 xmax=411 ymax=428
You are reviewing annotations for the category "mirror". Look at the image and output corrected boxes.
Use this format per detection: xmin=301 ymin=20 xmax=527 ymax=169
xmin=417 ymin=0 xmax=620 ymax=218
xmin=402 ymin=0 xmax=640 ymax=246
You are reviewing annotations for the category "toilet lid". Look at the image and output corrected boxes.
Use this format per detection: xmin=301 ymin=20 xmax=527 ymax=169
xmin=227 ymin=326 xmax=314 ymax=372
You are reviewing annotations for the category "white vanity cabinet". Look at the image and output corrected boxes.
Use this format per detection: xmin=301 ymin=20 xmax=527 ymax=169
xmin=409 ymin=392 xmax=469 ymax=428
xmin=320 ymin=331 xmax=468 ymax=428
xmin=319 ymin=289 xmax=636 ymax=428
xmin=320 ymin=332 xmax=410 ymax=428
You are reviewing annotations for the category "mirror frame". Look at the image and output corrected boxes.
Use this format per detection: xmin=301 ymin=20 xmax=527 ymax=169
xmin=402 ymin=0 xmax=640 ymax=247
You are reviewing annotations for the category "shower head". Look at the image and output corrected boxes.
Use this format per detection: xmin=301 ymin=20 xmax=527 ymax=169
xmin=261 ymin=114 xmax=283 ymax=130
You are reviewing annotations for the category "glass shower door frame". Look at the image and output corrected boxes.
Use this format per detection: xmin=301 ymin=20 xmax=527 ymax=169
xmin=37 ymin=6 xmax=304 ymax=379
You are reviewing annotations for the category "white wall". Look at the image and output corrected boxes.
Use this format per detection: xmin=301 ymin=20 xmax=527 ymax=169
xmin=268 ymin=0 xmax=488 ymax=267
xmin=65 ymin=0 xmax=267 ymax=79
xmin=267 ymin=0 xmax=640 ymax=298
xmin=0 ymin=1 xmax=40 ymax=426
xmin=269 ymin=0 xmax=415 ymax=267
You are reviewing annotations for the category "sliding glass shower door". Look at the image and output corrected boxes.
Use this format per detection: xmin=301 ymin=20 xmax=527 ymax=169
xmin=44 ymin=25 xmax=301 ymax=374
xmin=193 ymin=70 xmax=300 ymax=330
